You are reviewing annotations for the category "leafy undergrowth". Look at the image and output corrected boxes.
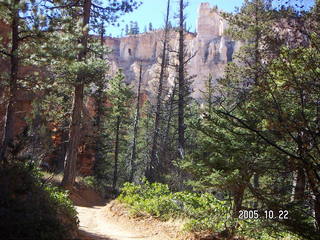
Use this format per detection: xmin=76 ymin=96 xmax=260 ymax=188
xmin=118 ymin=180 xmax=231 ymax=233
xmin=0 ymin=163 xmax=79 ymax=240
xmin=117 ymin=180 xmax=301 ymax=240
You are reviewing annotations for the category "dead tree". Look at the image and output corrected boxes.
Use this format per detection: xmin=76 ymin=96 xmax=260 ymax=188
xmin=177 ymin=0 xmax=186 ymax=159
xmin=129 ymin=63 xmax=143 ymax=182
xmin=147 ymin=0 xmax=171 ymax=181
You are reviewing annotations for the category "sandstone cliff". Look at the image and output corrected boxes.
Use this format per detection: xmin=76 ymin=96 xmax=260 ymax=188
xmin=104 ymin=2 xmax=242 ymax=99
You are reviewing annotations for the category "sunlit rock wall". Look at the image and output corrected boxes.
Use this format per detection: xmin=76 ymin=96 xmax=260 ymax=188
xmin=104 ymin=2 xmax=243 ymax=99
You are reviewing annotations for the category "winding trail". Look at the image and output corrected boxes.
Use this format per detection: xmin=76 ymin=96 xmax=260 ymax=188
xmin=70 ymin=186 xmax=184 ymax=240
xmin=76 ymin=204 xmax=152 ymax=240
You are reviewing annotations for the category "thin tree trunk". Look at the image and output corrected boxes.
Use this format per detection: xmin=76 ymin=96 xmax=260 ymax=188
xmin=161 ymin=83 xmax=177 ymax=167
xmin=112 ymin=116 xmax=121 ymax=191
xmin=178 ymin=0 xmax=185 ymax=159
xmin=253 ymin=173 xmax=259 ymax=208
xmin=314 ymin=194 xmax=320 ymax=231
xmin=129 ymin=63 xmax=142 ymax=182
xmin=0 ymin=0 xmax=20 ymax=165
xmin=233 ymin=185 xmax=245 ymax=217
xmin=207 ymin=74 xmax=213 ymax=113
xmin=149 ymin=0 xmax=171 ymax=181
xmin=291 ymin=168 xmax=306 ymax=201
xmin=305 ymin=168 xmax=320 ymax=228
xmin=62 ymin=0 xmax=91 ymax=186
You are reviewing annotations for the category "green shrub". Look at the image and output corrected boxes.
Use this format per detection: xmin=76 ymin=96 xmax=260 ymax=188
xmin=0 ymin=162 xmax=78 ymax=240
xmin=44 ymin=184 xmax=78 ymax=221
xmin=118 ymin=180 xmax=301 ymax=239
xmin=118 ymin=180 xmax=231 ymax=231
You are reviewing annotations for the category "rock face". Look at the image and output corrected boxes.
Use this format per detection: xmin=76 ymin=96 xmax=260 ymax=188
xmin=104 ymin=2 xmax=242 ymax=99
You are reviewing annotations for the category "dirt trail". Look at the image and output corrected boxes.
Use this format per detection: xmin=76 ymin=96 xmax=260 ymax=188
xmin=77 ymin=203 xmax=160 ymax=240
xmin=70 ymin=186 xmax=184 ymax=240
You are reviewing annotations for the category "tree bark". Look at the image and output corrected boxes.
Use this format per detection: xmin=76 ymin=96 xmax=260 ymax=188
xmin=0 ymin=0 xmax=20 ymax=165
xmin=252 ymin=173 xmax=259 ymax=208
xmin=177 ymin=0 xmax=185 ymax=159
xmin=305 ymin=168 xmax=320 ymax=229
xmin=314 ymin=194 xmax=320 ymax=231
xmin=162 ymin=83 xmax=176 ymax=164
xmin=62 ymin=0 xmax=91 ymax=186
xmin=129 ymin=63 xmax=142 ymax=182
xmin=233 ymin=185 xmax=245 ymax=217
xmin=291 ymin=168 xmax=306 ymax=201
xmin=62 ymin=84 xmax=84 ymax=186
xmin=112 ymin=116 xmax=121 ymax=191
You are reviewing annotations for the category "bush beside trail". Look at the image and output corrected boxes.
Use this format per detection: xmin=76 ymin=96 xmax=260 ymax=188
xmin=0 ymin=163 xmax=79 ymax=240
xmin=117 ymin=180 xmax=301 ymax=240
xmin=118 ymin=180 xmax=231 ymax=233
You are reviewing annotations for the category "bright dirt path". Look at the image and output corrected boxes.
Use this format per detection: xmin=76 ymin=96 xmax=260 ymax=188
xmin=76 ymin=204 xmax=152 ymax=240
xmin=76 ymin=201 xmax=184 ymax=240
xmin=70 ymin=185 xmax=184 ymax=240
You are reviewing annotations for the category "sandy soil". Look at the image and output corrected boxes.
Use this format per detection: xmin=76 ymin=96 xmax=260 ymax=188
xmin=69 ymin=184 xmax=193 ymax=240
xmin=76 ymin=200 xmax=187 ymax=240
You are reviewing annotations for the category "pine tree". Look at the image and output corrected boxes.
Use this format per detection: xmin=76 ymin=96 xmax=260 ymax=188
xmin=177 ymin=0 xmax=186 ymax=159
xmin=129 ymin=64 xmax=143 ymax=182
xmin=45 ymin=0 xmax=140 ymax=186
xmin=106 ymin=71 xmax=134 ymax=191
xmin=0 ymin=0 xmax=49 ymax=164
xmin=125 ymin=24 xmax=129 ymax=35
xmin=149 ymin=22 xmax=153 ymax=31
xmin=186 ymin=0 xmax=320 ymax=237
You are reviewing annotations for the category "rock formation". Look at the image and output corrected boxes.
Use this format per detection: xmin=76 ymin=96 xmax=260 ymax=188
xmin=104 ymin=2 xmax=242 ymax=99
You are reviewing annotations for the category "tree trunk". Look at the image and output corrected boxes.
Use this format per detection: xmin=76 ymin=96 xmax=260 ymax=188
xmin=291 ymin=168 xmax=306 ymax=201
xmin=112 ymin=116 xmax=121 ymax=191
xmin=305 ymin=168 xmax=320 ymax=229
xmin=0 ymin=0 xmax=20 ymax=165
xmin=233 ymin=185 xmax=245 ymax=217
xmin=314 ymin=194 xmax=320 ymax=231
xmin=177 ymin=0 xmax=185 ymax=159
xmin=129 ymin=63 xmax=142 ymax=182
xmin=149 ymin=0 xmax=170 ymax=181
xmin=62 ymin=83 xmax=84 ymax=186
xmin=253 ymin=173 xmax=259 ymax=208
xmin=62 ymin=0 xmax=91 ymax=186
xmin=163 ymin=84 xmax=176 ymax=163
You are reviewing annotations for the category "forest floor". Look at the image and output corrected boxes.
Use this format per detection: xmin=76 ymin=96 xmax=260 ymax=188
xmin=69 ymin=184 xmax=193 ymax=240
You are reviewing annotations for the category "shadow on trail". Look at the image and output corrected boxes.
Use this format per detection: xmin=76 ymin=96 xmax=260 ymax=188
xmin=79 ymin=229 xmax=115 ymax=240
xmin=69 ymin=182 xmax=116 ymax=208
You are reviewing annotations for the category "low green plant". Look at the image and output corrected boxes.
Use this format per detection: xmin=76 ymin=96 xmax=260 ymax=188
xmin=118 ymin=180 xmax=231 ymax=231
xmin=118 ymin=180 xmax=302 ymax=239
xmin=44 ymin=184 xmax=78 ymax=221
